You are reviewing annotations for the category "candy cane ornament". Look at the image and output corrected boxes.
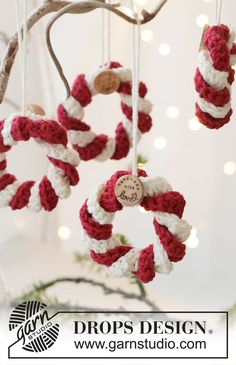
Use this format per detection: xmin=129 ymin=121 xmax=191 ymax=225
xmin=0 ymin=112 xmax=80 ymax=212
xmin=80 ymin=170 xmax=192 ymax=283
xmin=194 ymin=24 xmax=236 ymax=129
xmin=57 ymin=61 xmax=153 ymax=162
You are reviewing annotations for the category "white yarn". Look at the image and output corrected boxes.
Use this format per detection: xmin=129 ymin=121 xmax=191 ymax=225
xmin=62 ymin=96 xmax=84 ymax=120
xmin=95 ymin=138 xmax=116 ymax=162
xmin=198 ymin=51 xmax=229 ymax=90
xmin=0 ymin=181 xmax=21 ymax=207
xmin=61 ymin=65 xmax=152 ymax=162
xmin=198 ymin=97 xmax=231 ymax=118
xmin=154 ymin=212 xmax=192 ymax=242
xmin=141 ymin=176 xmax=172 ymax=197
xmin=83 ymin=232 xmax=120 ymax=253
xmin=87 ymin=184 xmax=114 ymax=225
xmin=27 ymin=182 xmax=42 ymax=212
xmin=68 ymin=130 xmax=96 ymax=147
xmin=153 ymin=238 xmax=173 ymax=274
xmin=106 ymin=248 xmax=140 ymax=277
xmin=47 ymin=165 xmax=71 ymax=199
xmin=1 ymin=113 xmax=19 ymax=147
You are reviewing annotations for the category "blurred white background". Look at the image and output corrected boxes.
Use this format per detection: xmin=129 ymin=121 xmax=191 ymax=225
xmin=0 ymin=0 xmax=236 ymax=322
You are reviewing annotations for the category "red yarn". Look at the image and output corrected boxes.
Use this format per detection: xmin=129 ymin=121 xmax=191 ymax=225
xmin=48 ymin=157 xmax=79 ymax=186
xmin=91 ymin=246 xmax=133 ymax=266
xmin=121 ymin=103 xmax=152 ymax=133
xmin=80 ymin=201 xmax=113 ymax=240
xmin=73 ymin=135 xmax=108 ymax=161
xmin=195 ymin=103 xmax=232 ymax=129
xmin=194 ymin=69 xmax=230 ymax=106
xmin=154 ymin=221 xmax=186 ymax=262
xmin=72 ymin=74 xmax=92 ymax=107
xmin=111 ymin=122 xmax=130 ymax=160
xmin=134 ymin=244 xmax=155 ymax=283
xmin=141 ymin=191 xmax=186 ymax=218
xmin=0 ymin=173 xmax=16 ymax=191
xmin=57 ymin=104 xmax=90 ymax=131
xmin=10 ymin=181 xmax=35 ymax=210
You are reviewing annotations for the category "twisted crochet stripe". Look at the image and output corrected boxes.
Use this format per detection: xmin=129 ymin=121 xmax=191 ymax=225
xmin=0 ymin=112 xmax=79 ymax=212
xmin=80 ymin=170 xmax=192 ymax=283
xmin=57 ymin=61 xmax=153 ymax=162
xmin=195 ymin=24 xmax=236 ymax=129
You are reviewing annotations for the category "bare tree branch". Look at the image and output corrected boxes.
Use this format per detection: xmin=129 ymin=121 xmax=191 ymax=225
xmin=0 ymin=0 xmax=167 ymax=103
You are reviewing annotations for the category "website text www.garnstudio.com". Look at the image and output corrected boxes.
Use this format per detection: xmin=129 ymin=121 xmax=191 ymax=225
xmin=74 ymin=338 xmax=206 ymax=352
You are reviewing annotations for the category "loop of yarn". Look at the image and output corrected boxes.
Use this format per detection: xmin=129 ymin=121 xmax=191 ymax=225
xmin=0 ymin=112 xmax=80 ymax=212
xmin=79 ymin=170 xmax=192 ymax=283
xmin=57 ymin=62 xmax=153 ymax=162
xmin=194 ymin=24 xmax=236 ymax=129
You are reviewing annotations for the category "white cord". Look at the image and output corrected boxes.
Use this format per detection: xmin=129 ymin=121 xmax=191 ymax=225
xmin=126 ymin=1 xmax=141 ymax=176
xmin=14 ymin=0 xmax=27 ymax=114
xmin=216 ymin=0 xmax=222 ymax=25
xmin=101 ymin=1 xmax=111 ymax=64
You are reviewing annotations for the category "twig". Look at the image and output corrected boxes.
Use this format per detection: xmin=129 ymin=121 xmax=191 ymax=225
xmin=0 ymin=0 xmax=167 ymax=103
xmin=15 ymin=276 xmax=159 ymax=311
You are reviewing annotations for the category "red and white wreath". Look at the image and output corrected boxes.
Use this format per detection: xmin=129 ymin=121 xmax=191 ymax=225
xmin=57 ymin=61 xmax=153 ymax=162
xmin=0 ymin=112 xmax=79 ymax=211
xmin=195 ymin=24 xmax=236 ymax=129
xmin=80 ymin=170 xmax=192 ymax=283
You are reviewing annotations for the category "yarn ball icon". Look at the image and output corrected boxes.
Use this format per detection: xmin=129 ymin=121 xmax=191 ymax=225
xmin=9 ymin=301 xmax=59 ymax=352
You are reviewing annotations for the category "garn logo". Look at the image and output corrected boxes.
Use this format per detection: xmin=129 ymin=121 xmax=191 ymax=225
xmin=9 ymin=301 xmax=59 ymax=353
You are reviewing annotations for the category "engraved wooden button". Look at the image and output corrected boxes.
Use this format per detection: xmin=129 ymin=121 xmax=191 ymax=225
xmin=27 ymin=103 xmax=46 ymax=116
xmin=199 ymin=24 xmax=209 ymax=52
xmin=115 ymin=174 xmax=144 ymax=207
xmin=94 ymin=70 xmax=121 ymax=95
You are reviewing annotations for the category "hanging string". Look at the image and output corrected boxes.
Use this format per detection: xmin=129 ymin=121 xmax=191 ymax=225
xmin=215 ymin=0 xmax=222 ymax=25
xmin=101 ymin=1 xmax=111 ymax=64
xmin=14 ymin=0 xmax=27 ymax=114
xmin=126 ymin=1 xmax=141 ymax=176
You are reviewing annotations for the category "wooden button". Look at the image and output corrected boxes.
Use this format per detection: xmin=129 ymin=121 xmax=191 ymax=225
xmin=199 ymin=24 xmax=209 ymax=52
xmin=115 ymin=175 xmax=144 ymax=207
xmin=27 ymin=103 xmax=45 ymax=116
xmin=94 ymin=70 xmax=121 ymax=95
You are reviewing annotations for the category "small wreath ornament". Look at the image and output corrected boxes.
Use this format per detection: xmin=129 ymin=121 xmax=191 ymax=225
xmin=194 ymin=24 xmax=236 ymax=129
xmin=0 ymin=111 xmax=80 ymax=212
xmin=57 ymin=62 xmax=153 ymax=162
xmin=80 ymin=170 xmax=192 ymax=283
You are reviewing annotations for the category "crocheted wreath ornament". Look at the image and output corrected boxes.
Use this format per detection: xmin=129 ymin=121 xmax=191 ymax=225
xmin=0 ymin=112 xmax=79 ymax=211
xmin=80 ymin=170 xmax=192 ymax=283
xmin=58 ymin=62 xmax=153 ymax=162
xmin=195 ymin=24 xmax=236 ymax=129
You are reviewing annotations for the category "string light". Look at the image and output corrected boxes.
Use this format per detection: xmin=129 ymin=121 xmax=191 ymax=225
xmin=188 ymin=116 xmax=202 ymax=131
xmin=223 ymin=161 xmax=236 ymax=176
xmin=141 ymin=29 xmax=154 ymax=42
xmin=57 ymin=226 xmax=71 ymax=240
xmin=196 ymin=14 xmax=209 ymax=28
xmin=166 ymin=106 xmax=180 ymax=119
xmin=153 ymin=136 xmax=167 ymax=150
xmin=158 ymin=43 xmax=171 ymax=56
xmin=185 ymin=227 xmax=199 ymax=249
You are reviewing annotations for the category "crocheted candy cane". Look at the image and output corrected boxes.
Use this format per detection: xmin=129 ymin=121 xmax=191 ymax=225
xmin=195 ymin=24 xmax=236 ymax=129
xmin=0 ymin=112 xmax=79 ymax=212
xmin=80 ymin=170 xmax=192 ymax=284
xmin=57 ymin=61 xmax=153 ymax=162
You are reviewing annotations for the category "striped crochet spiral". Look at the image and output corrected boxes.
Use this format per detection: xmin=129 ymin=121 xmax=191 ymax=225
xmin=0 ymin=112 xmax=79 ymax=212
xmin=80 ymin=170 xmax=192 ymax=283
xmin=195 ymin=24 xmax=236 ymax=129
xmin=57 ymin=61 xmax=153 ymax=162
